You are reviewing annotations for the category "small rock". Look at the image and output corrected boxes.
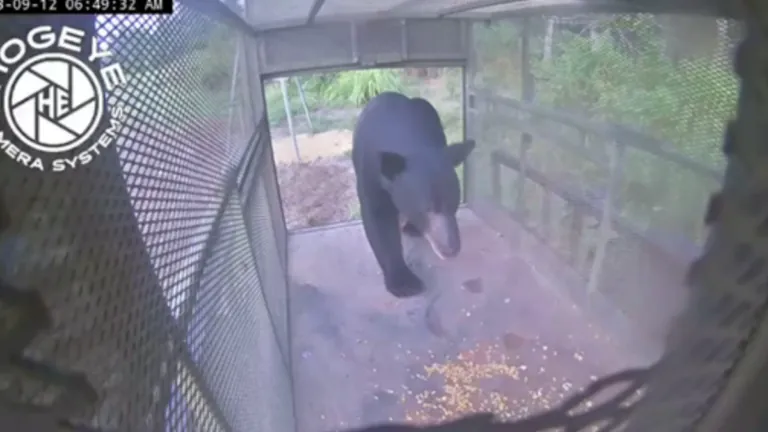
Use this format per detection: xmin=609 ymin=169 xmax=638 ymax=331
xmin=462 ymin=277 xmax=483 ymax=293
xmin=503 ymin=332 xmax=526 ymax=350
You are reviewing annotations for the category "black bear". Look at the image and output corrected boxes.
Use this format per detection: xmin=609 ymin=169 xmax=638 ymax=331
xmin=352 ymin=92 xmax=475 ymax=298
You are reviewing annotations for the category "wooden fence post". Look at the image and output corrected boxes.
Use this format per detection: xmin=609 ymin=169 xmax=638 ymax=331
xmin=515 ymin=18 xmax=536 ymax=222
xmin=586 ymin=142 xmax=626 ymax=294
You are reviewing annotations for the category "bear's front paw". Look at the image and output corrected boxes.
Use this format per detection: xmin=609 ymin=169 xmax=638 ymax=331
xmin=384 ymin=267 xmax=424 ymax=298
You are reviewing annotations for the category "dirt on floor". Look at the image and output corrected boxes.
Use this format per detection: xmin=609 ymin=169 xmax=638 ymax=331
xmin=273 ymin=129 xmax=353 ymax=164
xmin=277 ymin=154 xmax=359 ymax=231
xmin=273 ymin=128 xmax=361 ymax=231
xmin=288 ymin=210 xmax=650 ymax=432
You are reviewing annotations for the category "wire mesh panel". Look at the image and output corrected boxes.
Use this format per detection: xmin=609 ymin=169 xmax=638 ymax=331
xmin=0 ymin=15 xmax=182 ymax=431
xmin=192 ymin=184 xmax=294 ymax=432
xmin=240 ymin=133 xmax=291 ymax=366
xmin=0 ymin=4 xmax=294 ymax=432
xmin=464 ymin=12 xmax=746 ymax=428
xmin=261 ymin=142 xmax=289 ymax=274
xmin=626 ymin=8 xmax=768 ymax=429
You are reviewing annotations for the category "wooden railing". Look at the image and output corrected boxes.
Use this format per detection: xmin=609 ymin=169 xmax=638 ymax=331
xmin=471 ymin=90 xmax=723 ymax=296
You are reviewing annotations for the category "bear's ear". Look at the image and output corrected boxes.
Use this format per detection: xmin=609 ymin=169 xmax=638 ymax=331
xmin=445 ymin=139 xmax=476 ymax=167
xmin=380 ymin=151 xmax=407 ymax=181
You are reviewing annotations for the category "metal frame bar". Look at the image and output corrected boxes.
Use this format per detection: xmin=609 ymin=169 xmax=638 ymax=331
xmin=237 ymin=140 xmax=293 ymax=368
xmin=213 ymin=0 xmax=742 ymax=34
xmin=240 ymin=4 xmax=299 ymax=430
xmin=461 ymin=20 xmax=475 ymax=205
xmin=258 ymin=18 xmax=467 ymax=76
xmin=435 ymin=0 xmax=669 ymax=18
xmin=261 ymin=59 xmax=465 ymax=80
xmin=439 ymin=0 xmax=522 ymax=17
xmin=255 ymin=77 xmax=291 ymax=271
xmin=251 ymin=67 xmax=297 ymax=432
xmin=306 ymin=0 xmax=327 ymax=24
xmin=482 ymin=2 xmax=741 ymax=20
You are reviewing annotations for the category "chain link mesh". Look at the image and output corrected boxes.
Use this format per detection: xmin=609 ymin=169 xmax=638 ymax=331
xmin=0 ymin=4 xmax=294 ymax=431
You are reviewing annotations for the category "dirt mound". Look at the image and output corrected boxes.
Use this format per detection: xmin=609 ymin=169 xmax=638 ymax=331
xmin=277 ymin=156 xmax=359 ymax=230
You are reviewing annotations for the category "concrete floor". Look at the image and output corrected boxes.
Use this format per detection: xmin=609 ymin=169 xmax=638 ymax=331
xmin=288 ymin=209 xmax=647 ymax=432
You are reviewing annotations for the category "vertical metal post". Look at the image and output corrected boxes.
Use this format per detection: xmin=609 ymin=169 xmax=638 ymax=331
xmin=515 ymin=18 xmax=535 ymax=221
xmin=243 ymin=4 xmax=299 ymax=430
xmin=293 ymin=77 xmax=314 ymax=135
xmin=278 ymin=77 xmax=301 ymax=162
xmin=238 ymin=103 xmax=246 ymax=151
xmin=586 ymin=143 xmax=625 ymax=294
xmin=350 ymin=22 xmax=360 ymax=64
xmin=568 ymin=205 xmax=585 ymax=267
xmin=541 ymin=180 xmax=552 ymax=242
xmin=462 ymin=20 xmax=475 ymax=204
xmin=225 ymin=38 xmax=241 ymax=145
xmin=491 ymin=158 xmax=501 ymax=203
xmin=225 ymin=38 xmax=242 ymax=169
xmin=400 ymin=19 xmax=409 ymax=61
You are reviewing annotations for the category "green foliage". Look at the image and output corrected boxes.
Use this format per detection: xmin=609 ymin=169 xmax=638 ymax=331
xmin=475 ymin=16 xmax=739 ymax=241
xmin=533 ymin=16 xmax=737 ymax=168
xmin=323 ymin=69 xmax=404 ymax=106
xmin=474 ymin=22 xmax=522 ymax=58
xmin=263 ymin=78 xmax=343 ymax=128
xmin=264 ymin=80 xmax=305 ymax=127
xmin=473 ymin=23 xmax=523 ymax=92
xmin=198 ymin=27 xmax=237 ymax=92
xmin=443 ymin=68 xmax=463 ymax=99
xmin=130 ymin=22 xmax=237 ymax=125
xmin=441 ymin=108 xmax=463 ymax=144
xmin=302 ymin=73 xmax=340 ymax=95
xmin=265 ymin=69 xmax=412 ymax=129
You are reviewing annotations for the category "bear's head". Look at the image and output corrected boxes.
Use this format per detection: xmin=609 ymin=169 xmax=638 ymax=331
xmin=379 ymin=140 xmax=476 ymax=260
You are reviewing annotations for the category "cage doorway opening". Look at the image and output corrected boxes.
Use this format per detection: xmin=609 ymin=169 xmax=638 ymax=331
xmin=265 ymin=66 xmax=465 ymax=233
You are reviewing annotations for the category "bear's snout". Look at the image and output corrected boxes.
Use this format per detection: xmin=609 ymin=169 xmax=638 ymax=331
xmin=423 ymin=212 xmax=461 ymax=260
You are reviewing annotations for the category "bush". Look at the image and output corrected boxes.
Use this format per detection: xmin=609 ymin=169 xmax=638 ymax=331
xmin=474 ymin=16 xmax=739 ymax=240
xmin=533 ymin=18 xmax=736 ymax=168
xmin=264 ymin=79 xmax=326 ymax=127
xmin=264 ymin=69 xmax=410 ymax=129
xmin=323 ymin=69 xmax=404 ymax=106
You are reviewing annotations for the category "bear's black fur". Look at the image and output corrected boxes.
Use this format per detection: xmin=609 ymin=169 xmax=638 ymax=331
xmin=352 ymin=92 xmax=475 ymax=298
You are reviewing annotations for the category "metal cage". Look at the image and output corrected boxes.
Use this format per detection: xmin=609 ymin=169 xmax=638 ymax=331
xmin=1 ymin=0 xmax=767 ymax=431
